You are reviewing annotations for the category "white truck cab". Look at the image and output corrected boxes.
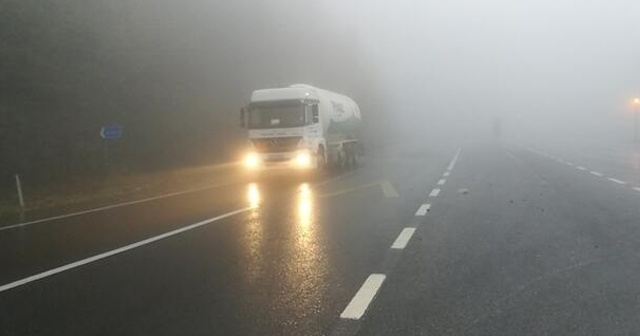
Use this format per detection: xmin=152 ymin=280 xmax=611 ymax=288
xmin=241 ymin=84 xmax=361 ymax=170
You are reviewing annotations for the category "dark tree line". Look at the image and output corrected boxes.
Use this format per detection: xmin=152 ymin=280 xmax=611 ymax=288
xmin=0 ymin=0 xmax=387 ymax=189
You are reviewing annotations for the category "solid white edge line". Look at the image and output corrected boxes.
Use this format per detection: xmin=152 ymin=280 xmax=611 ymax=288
xmin=415 ymin=204 xmax=431 ymax=216
xmin=2 ymin=167 xmax=354 ymax=232
xmin=0 ymin=208 xmax=251 ymax=293
xmin=0 ymin=180 xmax=239 ymax=232
xmin=340 ymin=274 xmax=386 ymax=320
xmin=391 ymin=228 xmax=416 ymax=249
xmin=608 ymin=178 xmax=626 ymax=185
xmin=429 ymin=188 xmax=441 ymax=197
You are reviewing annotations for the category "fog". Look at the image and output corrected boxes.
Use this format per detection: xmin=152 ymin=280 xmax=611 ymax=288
xmin=123 ymin=0 xmax=640 ymax=145
xmin=331 ymin=0 xmax=640 ymax=145
xmin=2 ymin=0 xmax=640 ymax=183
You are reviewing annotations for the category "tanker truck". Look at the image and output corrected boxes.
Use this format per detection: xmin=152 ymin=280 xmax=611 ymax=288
xmin=240 ymin=84 xmax=362 ymax=170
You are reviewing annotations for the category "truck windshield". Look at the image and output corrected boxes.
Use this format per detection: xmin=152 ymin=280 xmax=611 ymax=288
xmin=248 ymin=103 xmax=305 ymax=129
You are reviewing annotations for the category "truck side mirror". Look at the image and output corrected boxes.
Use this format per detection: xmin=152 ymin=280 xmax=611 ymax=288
xmin=312 ymin=105 xmax=319 ymax=123
xmin=240 ymin=107 xmax=247 ymax=128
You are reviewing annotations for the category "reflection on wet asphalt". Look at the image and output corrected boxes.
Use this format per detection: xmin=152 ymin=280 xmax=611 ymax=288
xmin=9 ymin=142 xmax=640 ymax=336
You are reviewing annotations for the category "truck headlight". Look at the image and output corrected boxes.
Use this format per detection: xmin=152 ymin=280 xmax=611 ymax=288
xmin=245 ymin=152 xmax=260 ymax=168
xmin=295 ymin=151 xmax=312 ymax=167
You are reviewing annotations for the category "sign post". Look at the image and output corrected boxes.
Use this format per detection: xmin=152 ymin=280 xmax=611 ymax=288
xmin=100 ymin=125 xmax=123 ymax=171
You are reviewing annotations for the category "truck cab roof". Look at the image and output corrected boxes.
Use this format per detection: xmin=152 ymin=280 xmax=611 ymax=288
xmin=250 ymin=85 xmax=319 ymax=104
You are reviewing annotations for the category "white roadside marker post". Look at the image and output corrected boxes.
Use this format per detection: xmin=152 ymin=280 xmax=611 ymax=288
xmin=15 ymin=174 xmax=25 ymax=222
xmin=15 ymin=174 xmax=24 ymax=209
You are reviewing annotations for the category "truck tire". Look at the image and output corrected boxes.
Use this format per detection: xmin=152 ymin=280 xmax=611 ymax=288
xmin=345 ymin=143 xmax=357 ymax=169
xmin=335 ymin=149 xmax=346 ymax=172
xmin=350 ymin=149 xmax=358 ymax=168
xmin=317 ymin=147 xmax=327 ymax=170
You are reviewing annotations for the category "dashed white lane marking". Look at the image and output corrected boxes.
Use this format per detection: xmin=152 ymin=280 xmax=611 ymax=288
xmin=415 ymin=204 xmax=431 ymax=216
xmin=437 ymin=179 xmax=447 ymax=186
xmin=318 ymin=181 xmax=380 ymax=198
xmin=447 ymin=148 xmax=462 ymax=171
xmin=340 ymin=274 xmax=386 ymax=320
xmin=339 ymin=149 xmax=463 ymax=322
xmin=0 ymin=208 xmax=251 ymax=293
xmin=529 ymin=149 xmax=640 ymax=194
xmin=314 ymin=169 xmax=359 ymax=187
xmin=391 ymin=228 xmax=416 ymax=249
xmin=608 ymin=178 xmax=626 ymax=185
xmin=380 ymin=180 xmax=400 ymax=198
xmin=443 ymin=172 xmax=450 ymax=177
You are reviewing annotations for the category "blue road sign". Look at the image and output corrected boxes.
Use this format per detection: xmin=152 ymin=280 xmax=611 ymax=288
xmin=100 ymin=125 xmax=123 ymax=139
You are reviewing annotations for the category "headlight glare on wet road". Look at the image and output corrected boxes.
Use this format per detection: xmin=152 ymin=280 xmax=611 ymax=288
xmin=295 ymin=151 xmax=312 ymax=168
xmin=245 ymin=152 xmax=260 ymax=168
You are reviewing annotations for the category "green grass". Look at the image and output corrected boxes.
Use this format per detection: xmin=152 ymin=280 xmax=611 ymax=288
xmin=0 ymin=162 xmax=241 ymax=226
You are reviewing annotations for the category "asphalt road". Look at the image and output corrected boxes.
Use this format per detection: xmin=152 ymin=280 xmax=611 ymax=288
xmin=1 ymin=140 xmax=640 ymax=335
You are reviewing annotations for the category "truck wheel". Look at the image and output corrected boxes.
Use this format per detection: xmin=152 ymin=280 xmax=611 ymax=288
xmin=317 ymin=147 xmax=326 ymax=170
xmin=350 ymin=150 xmax=358 ymax=168
xmin=345 ymin=144 xmax=357 ymax=169
xmin=336 ymin=150 xmax=346 ymax=171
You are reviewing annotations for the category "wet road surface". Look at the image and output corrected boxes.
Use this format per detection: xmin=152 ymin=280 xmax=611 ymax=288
xmin=2 ymin=140 xmax=640 ymax=335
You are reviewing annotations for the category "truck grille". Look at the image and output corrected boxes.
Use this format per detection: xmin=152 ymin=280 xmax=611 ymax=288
xmin=251 ymin=137 xmax=302 ymax=153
